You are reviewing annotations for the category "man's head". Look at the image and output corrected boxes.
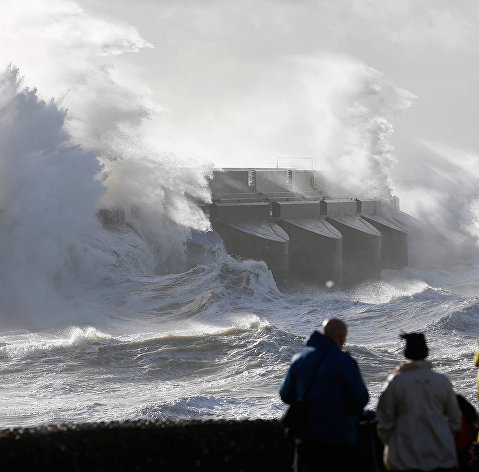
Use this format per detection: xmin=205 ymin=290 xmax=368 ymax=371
xmin=321 ymin=318 xmax=347 ymax=348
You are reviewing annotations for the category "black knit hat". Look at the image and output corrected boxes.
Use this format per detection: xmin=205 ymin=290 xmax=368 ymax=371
xmin=400 ymin=332 xmax=429 ymax=360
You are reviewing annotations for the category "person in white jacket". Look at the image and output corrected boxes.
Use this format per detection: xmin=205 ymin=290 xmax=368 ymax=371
xmin=376 ymin=332 xmax=462 ymax=472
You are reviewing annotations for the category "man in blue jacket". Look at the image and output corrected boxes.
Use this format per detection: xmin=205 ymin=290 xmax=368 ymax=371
xmin=280 ymin=318 xmax=369 ymax=472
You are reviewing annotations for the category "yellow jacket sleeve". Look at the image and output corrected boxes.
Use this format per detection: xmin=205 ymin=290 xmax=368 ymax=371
xmin=474 ymin=350 xmax=479 ymax=367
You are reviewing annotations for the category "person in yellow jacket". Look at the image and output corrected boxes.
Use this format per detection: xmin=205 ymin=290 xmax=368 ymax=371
xmin=474 ymin=349 xmax=479 ymax=402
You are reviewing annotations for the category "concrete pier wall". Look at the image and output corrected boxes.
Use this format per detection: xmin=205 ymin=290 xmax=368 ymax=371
xmin=326 ymin=216 xmax=382 ymax=287
xmin=208 ymin=193 xmax=407 ymax=288
xmin=96 ymin=170 xmax=409 ymax=288
xmin=97 ymin=208 xmax=125 ymax=226
xmin=357 ymin=198 xmax=408 ymax=270
xmin=211 ymin=203 xmax=289 ymax=283
xmin=210 ymin=169 xmax=251 ymax=196
xmin=0 ymin=418 xmax=384 ymax=472
xmin=362 ymin=215 xmax=408 ymax=269
xmin=255 ymin=169 xmax=290 ymax=193
xmin=320 ymin=199 xmax=382 ymax=287
xmin=200 ymin=169 xmax=410 ymax=287
xmin=278 ymin=218 xmax=342 ymax=286
xmin=273 ymin=201 xmax=342 ymax=286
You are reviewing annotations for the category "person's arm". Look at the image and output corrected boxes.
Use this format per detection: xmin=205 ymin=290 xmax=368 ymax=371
xmin=280 ymin=349 xmax=313 ymax=404
xmin=376 ymin=380 xmax=396 ymax=445
xmin=280 ymin=362 xmax=297 ymax=405
xmin=343 ymin=357 xmax=369 ymax=412
xmin=474 ymin=349 xmax=479 ymax=367
xmin=444 ymin=382 xmax=462 ymax=433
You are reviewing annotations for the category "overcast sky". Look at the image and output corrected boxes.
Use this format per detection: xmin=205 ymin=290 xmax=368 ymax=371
xmin=75 ymin=0 xmax=479 ymax=166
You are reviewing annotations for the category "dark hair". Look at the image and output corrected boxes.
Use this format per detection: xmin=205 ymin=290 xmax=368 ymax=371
xmin=400 ymin=332 xmax=429 ymax=360
xmin=456 ymin=393 xmax=478 ymax=429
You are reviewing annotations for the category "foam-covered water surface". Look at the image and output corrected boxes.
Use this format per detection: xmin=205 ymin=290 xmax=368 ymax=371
xmin=1 ymin=248 xmax=479 ymax=428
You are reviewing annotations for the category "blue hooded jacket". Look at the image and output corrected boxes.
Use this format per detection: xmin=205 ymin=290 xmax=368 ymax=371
xmin=280 ymin=330 xmax=369 ymax=444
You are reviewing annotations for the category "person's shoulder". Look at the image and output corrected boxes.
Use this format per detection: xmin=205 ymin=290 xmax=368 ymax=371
xmin=427 ymin=367 xmax=453 ymax=385
xmin=339 ymin=349 xmax=357 ymax=361
xmin=381 ymin=369 xmax=410 ymax=392
xmin=291 ymin=346 xmax=315 ymax=364
xmin=332 ymin=348 xmax=360 ymax=369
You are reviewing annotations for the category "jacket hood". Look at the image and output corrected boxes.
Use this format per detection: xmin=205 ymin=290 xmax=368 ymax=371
xmin=306 ymin=330 xmax=337 ymax=351
xmin=395 ymin=359 xmax=433 ymax=374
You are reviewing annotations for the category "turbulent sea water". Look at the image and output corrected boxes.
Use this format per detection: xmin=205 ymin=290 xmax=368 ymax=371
xmin=1 ymin=236 xmax=479 ymax=429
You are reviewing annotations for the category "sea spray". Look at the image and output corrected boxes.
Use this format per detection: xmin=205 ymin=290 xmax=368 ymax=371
xmin=0 ymin=67 xmax=104 ymax=324
xmin=0 ymin=67 xmax=212 ymax=326
xmin=0 ymin=0 xmax=213 ymax=275
xmin=391 ymin=141 xmax=479 ymax=270
xmin=293 ymin=55 xmax=415 ymax=200
xmin=0 ymin=0 xmax=216 ymax=324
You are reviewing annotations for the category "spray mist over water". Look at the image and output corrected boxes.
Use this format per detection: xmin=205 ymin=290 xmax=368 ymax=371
xmin=0 ymin=66 xmax=211 ymax=325
xmin=0 ymin=0 xmax=213 ymax=259
xmin=294 ymin=56 xmax=415 ymax=200
xmin=0 ymin=67 xmax=105 ymax=324
xmin=390 ymin=141 xmax=479 ymax=274
xmin=0 ymin=0 xmax=214 ymax=325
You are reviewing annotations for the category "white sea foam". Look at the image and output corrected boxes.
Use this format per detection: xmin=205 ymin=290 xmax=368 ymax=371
xmin=1 ymin=326 xmax=114 ymax=358
xmin=348 ymin=278 xmax=430 ymax=305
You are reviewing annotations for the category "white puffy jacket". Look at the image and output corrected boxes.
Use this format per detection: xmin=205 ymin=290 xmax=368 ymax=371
xmin=376 ymin=360 xmax=462 ymax=471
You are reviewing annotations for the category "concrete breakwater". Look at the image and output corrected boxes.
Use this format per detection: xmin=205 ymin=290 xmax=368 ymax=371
xmin=98 ymin=168 xmax=410 ymax=289
xmin=0 ymin=418 xmax=383 ymax=471
xmin=207 ymin=168 xmax=408 ymax=289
